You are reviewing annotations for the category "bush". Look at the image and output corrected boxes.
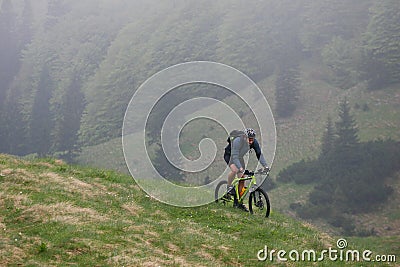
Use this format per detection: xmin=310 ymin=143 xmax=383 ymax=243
xmin=284 ymin=139 xmax=400 ymax=234
xmin=328 ymin=214 xmax=356 ymax=235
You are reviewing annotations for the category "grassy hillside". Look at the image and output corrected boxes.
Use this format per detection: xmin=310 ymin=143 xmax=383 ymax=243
xmin=2 ymin=154 xmax=398 ymax=266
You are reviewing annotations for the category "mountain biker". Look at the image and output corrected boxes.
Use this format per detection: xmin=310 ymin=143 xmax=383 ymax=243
xmin=223 ymin=128 xmax=269 ymax=212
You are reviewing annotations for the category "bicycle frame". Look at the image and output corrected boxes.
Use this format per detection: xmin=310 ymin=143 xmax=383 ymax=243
xmin=231 ymin=173 xmax=258 ymax=204
xmin=215 ymin=169 xmax=271 ymax=217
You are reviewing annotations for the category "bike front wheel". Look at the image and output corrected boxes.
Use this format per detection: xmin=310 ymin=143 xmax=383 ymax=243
xmin=249 ymin=188 xmax=270 ymax=217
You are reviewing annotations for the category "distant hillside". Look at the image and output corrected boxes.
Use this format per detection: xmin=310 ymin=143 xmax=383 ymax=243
xmin=1 ymin=154 xmax=398 ymax=266
xmin=76 ymin=74 xmax=400 ymax=179
xmin=4 ymin=0 xmax=400 ymax=157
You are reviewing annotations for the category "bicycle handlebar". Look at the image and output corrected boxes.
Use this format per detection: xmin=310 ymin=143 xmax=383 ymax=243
xmin=244 ymin=168 xmax=270 ymax=176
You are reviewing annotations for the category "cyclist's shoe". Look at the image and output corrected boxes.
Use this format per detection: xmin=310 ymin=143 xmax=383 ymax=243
xmin=236 ymin=203 xmax=249 ymax=212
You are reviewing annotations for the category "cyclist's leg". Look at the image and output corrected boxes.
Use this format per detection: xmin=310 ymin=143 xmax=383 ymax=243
xmin=237 ymin=160 xmax=249 ymax=212
xmin=228 ymin=158 xmax=245 ymax=185
xmin=225 ymin=152 xmax=235 ymax=187
xmin=227 ymin=163 xmax=239 ymax=186
xmin=238 ymin=159 xmax=246 ymax=197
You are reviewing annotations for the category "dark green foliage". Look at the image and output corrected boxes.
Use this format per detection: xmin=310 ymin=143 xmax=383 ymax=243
xmin=300 ymin=0 xmax=372 ymax=52
xmin=0 ymin=0 xmax=397 ymax=158
xmin=152 ymin=143 xmax=183 ymax=183
xmin=145 ymin=87 xmax=192 ymax=145
xmin=1 ymin=0 xmax=128 ymax=154
xmin=275 ymin=64 xmax=301 ymax=118
xmin=0 ymin=0 xmax=18 ymax=107
xmin=145 ymin=84 xmax=230 ymax=145
xmin=0 ymin=0 xmax=28 ymax=154
xmin=217 ymin=0 xmax=305 ymax=81
xmin=216 ymin=1 xmax=275 ymax=80
xmin=361 ymin=0 xmax=400 ymax=89
xmin=52 ymin=73 xmax=85 ymax=155
xmin=320 ymin=117 xmax=334 ymax=159
xmin=301 ymin=0 xmax=372 ymax=87
xmin=334 ymin=99 xmax=359 ymax=151
xmin=28 ymin=66 xmax=54 ymax=156
xmin=277 ymin=159 xmax=321 ymax=184
xmin=1 ymin=96 xmax=26 ymax=155
xmin=321 ymin=37 xmax=360 ymax=89
xmin=79 ymin=2 xmax=225 ymax=146
xmin=327 ymin=214 xmax=356 ymax=236
xmin=288 ymin=138 xmax=400 ymax=235
xmin=278 ymin=101 xmax=400 ymax=234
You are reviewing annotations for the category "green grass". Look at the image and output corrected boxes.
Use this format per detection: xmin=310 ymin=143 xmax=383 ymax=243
xmin=3 ymin=154 xmax=398 ymax=266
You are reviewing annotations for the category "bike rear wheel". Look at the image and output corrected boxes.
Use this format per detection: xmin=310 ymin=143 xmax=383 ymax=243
xmin=249 ymin=188 xmax=270 ymax=217
xmin=215 ymin=180 xmax=228 ymax=204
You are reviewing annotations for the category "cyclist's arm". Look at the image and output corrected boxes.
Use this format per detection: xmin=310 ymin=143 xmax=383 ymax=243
xmin=231 ymin=137 xmax=243 ymax=170
xmin=253 ymin=139 xmax=268 ymax=168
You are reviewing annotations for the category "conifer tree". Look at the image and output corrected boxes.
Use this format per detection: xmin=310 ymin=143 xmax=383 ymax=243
xmin=332 ymin=98 xmax=361 ymax=207
xmin=361 ymin=0 xmax=400 ymax=89
xmin=0 ymin=0 xmax=18 ymax=108
xmin=335 ymin=98 xmax=359 ymax=150
xmin=0 ymin=0 xmax=18 ymax=153
xmin=0 ymin=80 xmax=27 ymax=155
xmin=320 ymin=116 xmax=335 ymax=158
xmin=52 ymin=74 xmax=85 ymax=158
xmin=364 ymin=0 xmax=400 ymax=87
xmin=28 ymin=66 xmax=54 ymax=156
xmin=275 ymin=64 xmax=301 ymax=118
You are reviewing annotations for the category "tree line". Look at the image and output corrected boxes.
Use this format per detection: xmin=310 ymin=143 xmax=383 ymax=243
xmin=0 ymin=0 xmax=399 ymax=159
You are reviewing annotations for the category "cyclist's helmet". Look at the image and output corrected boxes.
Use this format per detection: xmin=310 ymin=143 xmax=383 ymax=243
xmin=245 ymin=128 xmax=256 ymax=138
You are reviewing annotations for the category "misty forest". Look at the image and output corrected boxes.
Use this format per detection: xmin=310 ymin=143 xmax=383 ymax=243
xmin=1 ymin=0 xmax=400 ymax=236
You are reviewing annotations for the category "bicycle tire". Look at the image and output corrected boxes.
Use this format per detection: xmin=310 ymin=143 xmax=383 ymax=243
xmin=249 ymin=188 xmax=270 ymax=217
xmin=215 ymin=180 xmax=228 ymax=204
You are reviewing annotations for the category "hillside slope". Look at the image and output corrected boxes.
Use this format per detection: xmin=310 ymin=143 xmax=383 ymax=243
xmin=1 ymin=154 xmax=398 ymax=266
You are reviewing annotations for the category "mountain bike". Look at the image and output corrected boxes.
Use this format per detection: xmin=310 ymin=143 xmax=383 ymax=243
xmin=214 ymin=169 xmax=271 ymax=217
